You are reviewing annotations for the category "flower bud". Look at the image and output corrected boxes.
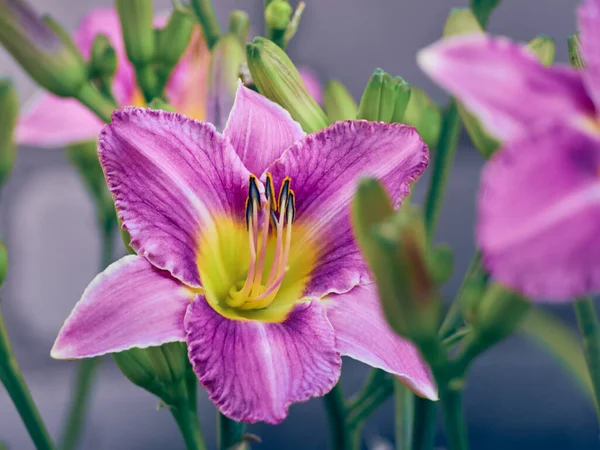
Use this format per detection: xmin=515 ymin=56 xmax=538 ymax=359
xmin=568 ymin=34 xmax=584 ymax=69
xmin=89 ymin=35 xmax=117 ymax=80
xmin=265 ymin=0 xmax=293 ymax=32
xmin=156 ymin=8 xmax=195 ymax=70
xmin=113 ymin=342 xmax=189 ymax=404
xmin=471 ymin=0 xmax=502 ymax=28
xmin=0 ymin=80 xmax=19 ymax=188
xmin=352 ymin=179 xmax=441 ymax=345
xmin=0 ymin=0 xmax=86 ymax=97
xmin=229 ymin=10 xmax=250 ymax=44
xmin=207 ymin=33 xmax=245 ymax=131
xmin=357 ymin=69 xmax=411 ymax=123
xmin=116 ymin=0 xmax=155 ymax=67
xmin=403 ymin=87 xmax=441 ymax=149
xmin=427 ymin=244 xmax=454 ymax=287
xmin=147 ymin=98 xmax=176 ymax=113
xmin=527 ymin=35 xmax=555 ymax=67
xmin=443 ymin=8 xmax=482 ymax=37
xmin=246 ymin=37 xmax=329 ymax=132
xmin=0 ymin=240 xmax=7 ymax=287
xmin=323 ymin=79 xmax=358 ymax=122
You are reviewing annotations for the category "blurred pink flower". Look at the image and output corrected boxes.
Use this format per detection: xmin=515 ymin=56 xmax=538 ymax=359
xmin=418 ymin=0 xmax=600 ymax=301
xmin=51 ymin=84 xmax=435 ymax=423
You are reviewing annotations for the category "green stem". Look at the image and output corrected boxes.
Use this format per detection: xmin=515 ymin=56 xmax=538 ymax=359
xmin=323 ymin=383 xmax=353 ymax=450
xmin=59 ymin=221 xmax=114 ymax=450
xmin=438 ymin=387 xmax=469 ymax=450
xmin=171 ymin=400 xmax=207 ymax=450
xmin=74 ymin=83 xmax=118 ymax=124
xmin=135 ymin=65 xmax=161 ymax=104
xmin=574 ymin=298 xmax=600 ymax=418
xmin=410 ymin=397 xmax=437 ymax=450
xmin=346 ymin=373 xmax=394 ymax=428
xmin=217 ymin=412 xmax=246 ymax=450
xmin=423 ymin=99 xmax=461 ymax=244
xmin=0 ymin=310 xmax=54 ymax=450
xmin=190 ymin=0 xmax=221 ymax=50
xmin=394 ymin=380 xmax=414 ymax=450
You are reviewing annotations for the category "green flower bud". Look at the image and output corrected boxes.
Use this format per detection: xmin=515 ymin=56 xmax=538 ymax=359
xmin=265 ymin=0 xmax=293 ymax=31
xmin=470 ymin=0 xmax=502 ymax=28
xmin=0 ymin=240 xmax=7 ymax=287
xmin=527 ymin=35 xmax=555 ymax=67
xmin=156 ymin=8 xmax=194 ymax=70
xmin=147 ymin=98 xmax=176 ymax=113
xmin=403 ymin=87 xmax=441 ymax=149
xmin=0 ymin=0 xmax=86 ymax=97
xmin=352 ymin=179 xmax=441 ymax=345
xmin=89 ymin=35 xmax=117 ymax=80
xmin=246 ymin=37 xmax=329 ymax=132
xmin=323 ymin=79 xmax=358 ymax=122
xmin=207 ymin=33 xmax=245 ymax=130
xmin=229 ymin=10 xmax=250 ymax=44
xmin=357 ymin=69 xmax=411 ymax=123
xmin=443 ymin=8 xmax=483 ymax=37
xmin=0 ymin=80 xmax=18 ymax=188
xmin=568 ymin=34 xmax=584 ymax=69
xmin=116 ymin=0 xmax=155 ymax=67
xmin=113 ymin=342 xmax=189 ymax=404
xmin=427 ymin=244 xmax=454 ymax=287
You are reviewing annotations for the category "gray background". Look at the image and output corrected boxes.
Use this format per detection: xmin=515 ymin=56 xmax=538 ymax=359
xmin=1 ymin=0 xmax=597 ymax=449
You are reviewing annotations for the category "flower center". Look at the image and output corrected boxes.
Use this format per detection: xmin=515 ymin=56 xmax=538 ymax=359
xmin=227 ymin=174 xmax=295 ymax=310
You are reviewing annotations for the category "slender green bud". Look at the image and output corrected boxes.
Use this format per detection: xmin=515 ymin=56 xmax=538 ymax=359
xmin=352 ymin=179 xmax=441 ymax=344
xmin=443 ymin=8 xmax=482 ymax=37
xmin=357 ymin=69 xmax=411 ymax=123
xmin=113 ymin=342 xmax=189 ymax=404
xmin=89 ymin=35 xmax=117 ymax=80
xmin=403 ymin=87 xmax=441 ymax=149
xmin=207 ymin=33 xmax=245 ymax=130
xmin=246 ymin=37 xmax=329 ymax=132
xmin=0 ymin=0 xmax=86 ymax=97
xmin=265 ymin=0 xmax=293 ymax=31
xmin=0 ymin=240 xmax=7 ymax=287
xmin=156 ymin=8 xmax=194 ymax=69
xmin=116 ymin=0 xmax=155 ymax=66
xmin=147 ymin=98 xmax=176 ymax=112
xmin=470 ymin=0 xmax=502 ymax=28
xmin=0 ymin=80 xmax=18 ymax=188
xmin=229 ymin=10 xmax=250 ymax=44
xmin=568 ymin=34 xmax=584 ymax=69
xmin=527 ymin=35 xmax=555 ymax=67
xmin=427 ymin=244 xmax=454 ymax=287
xmin=323 ymin=79 xmax=358 ymax=122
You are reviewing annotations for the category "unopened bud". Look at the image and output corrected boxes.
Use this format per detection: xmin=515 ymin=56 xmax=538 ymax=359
xmin=323 ymin=79 xmax=358 ymax=122
xmin=0 ymin=240 xmax=7 ymax=287
xmin=403 ymin=87 xmax=441 ymax=149
xmin=0 ymin=80 xmax=18 ymax=187
xmin=470 ymin=0 xmax=503 ymax=28
xmin=427 ymin=244 xmax=454 ymax=287
xmin=246 ymin=37 xmax=329 ymax=132
xmin=207 ymin=33 xmax=245 ymax=131
xmin=357 ymin=69 xmax=411 ymax=123
xmin=116 ymin=0 xmax=155 ymax=66
xmin=156 ymin=8 xmax=194 ymax=70
xmin=443 ymin=8 xmax=482 ymax=37
xmin=568 ymin=34 xmax=584 ymax=69
xmin=113 ymin=342 xmax=189 ymax=404
xmin=229 ymin=10 xmax=250 ymax=44
xmin=527 ymin=35 xmax=555 ymax=67
xmin=147 ymin=98 xmax=176 ymax=113
xmin=0 ymin=0 xmax=86 ymax=97
xmin=265 ymin=0 xmax=293 ymax=31
xmin=89 ymin=35 xmax=117 ymax=80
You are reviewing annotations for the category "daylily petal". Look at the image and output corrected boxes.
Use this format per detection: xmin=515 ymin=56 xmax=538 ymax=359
xmin=579 ymin=0 xmax=600 ymax=110
xmin=224 ymin=84 xmax=305 ymax=175
xmin=478 ymin=121 xmax=600 ymax=301
xmin=299 ymin=68 xmax=323 ymax=105
xmin=52 ymin=255 xmax=191 ymax=359
xmin=267 ymin=121 xmax=428 ymax=298
xmin=16 ymin=94 xmax=103 ymax=147
xmin=325 ymin=284 xmax=438 ymax=400
xmin=185 ymin=297 xmax=341 ymax=424
xmin=418 ymin=35 xmax=595 ymax=140
xmin=99 ymin=107 xmax=250 ymax=287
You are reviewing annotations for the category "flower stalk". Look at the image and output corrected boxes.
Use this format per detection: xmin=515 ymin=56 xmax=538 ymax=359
xmin=190 ymin=0 xmax=221 ymax=50
xmin=217 ymin=412 xmax=246 ymax=450
xmin=574 ymin=298 xmax=600 ymax=418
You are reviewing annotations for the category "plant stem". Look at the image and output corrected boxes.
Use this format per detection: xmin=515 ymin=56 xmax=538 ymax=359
xmin=190 ymin=0 xmax=221 ymax=50
xmin=59 ymin=221 xmax=114 ymax=450
xmin=74 ymin=83 xmax=118 ymax=124
xmin=217 ymin=412 xmax=246 ymax=450
xmin=0 ymin=310 xmax=54 ymax=450
xmin=171 ymin=400 xmax=207 ymax=450
xmin=574 ymin=298 xmax=600 ymax=418
xmin=411 ymin=397 xmax=437 ymax=450
xmin=323 ymin=383 xmax=353 ymax=450
xmin=135 ymin=65 xmax=161 ymax=104
xmin=394 ymin=380 xmax=414 ymax=450
xmin=438 ymin=386 xmax=468 ymax=450
xmin=423 ymin=99 xmax=461 ymax=244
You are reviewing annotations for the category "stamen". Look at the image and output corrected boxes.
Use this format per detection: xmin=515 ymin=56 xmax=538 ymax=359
xmin=251 ymin=195 xmax=271 ymax=296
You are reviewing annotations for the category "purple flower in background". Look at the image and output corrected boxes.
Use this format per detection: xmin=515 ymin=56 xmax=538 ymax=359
xmin=418 ymin=0 xmax=600 ymax=301
xmin=51 ymin=84 xmax=435 ymax=423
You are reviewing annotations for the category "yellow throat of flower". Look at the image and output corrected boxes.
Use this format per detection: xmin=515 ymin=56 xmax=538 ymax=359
xmin=197 ymin=174 xmax=318 ymax=323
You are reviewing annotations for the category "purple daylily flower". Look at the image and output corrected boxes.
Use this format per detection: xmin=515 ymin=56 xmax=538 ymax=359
xmin=417 ymin=0 xmax=600 ymax=301
xmin=51 ymin=84 xmax=436 ymax=423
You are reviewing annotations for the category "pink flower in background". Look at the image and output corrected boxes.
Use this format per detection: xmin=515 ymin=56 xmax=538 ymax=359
xmin=16 ymin=8 xmax=210 ymax=147
xmin=418 ymin=0 xmax=600 ymax=301
xmin=51 ymin=84 xmax=435 ymax=423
